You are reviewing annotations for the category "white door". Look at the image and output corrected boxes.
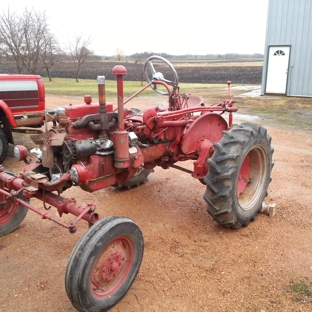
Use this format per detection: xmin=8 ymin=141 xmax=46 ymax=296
xmin=265 ymin=46 xmax=290 ymax=94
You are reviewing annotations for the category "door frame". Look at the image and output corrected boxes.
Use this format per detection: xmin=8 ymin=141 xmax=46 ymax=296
xmin=265 ymin=45 xmax=291 ymax=95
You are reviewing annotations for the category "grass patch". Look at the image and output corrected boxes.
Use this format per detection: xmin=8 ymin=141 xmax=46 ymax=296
xmin=43 ymin=78 xmax=158 ymax=98
xmin=174 ymin=61 xmax=263 ymax=67
xmin=42 ymin=78 xmax=218 ymax=99
xmin=290 ymin=280 xmax=312 ymax=303
xmin=234 ymin=96 xmax=312 ymax=129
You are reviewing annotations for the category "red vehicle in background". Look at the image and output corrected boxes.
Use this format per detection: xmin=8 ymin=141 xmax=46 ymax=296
xmin=0 ymin=74 xmax=45 ymax=163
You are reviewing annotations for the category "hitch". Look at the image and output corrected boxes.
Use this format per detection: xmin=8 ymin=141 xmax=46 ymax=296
xmin=0 ymin=166 xmax=99 ymax=232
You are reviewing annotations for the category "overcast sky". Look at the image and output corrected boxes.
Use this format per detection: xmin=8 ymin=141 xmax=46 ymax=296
xmin=1 ymin=0 xmax=269 ymax=56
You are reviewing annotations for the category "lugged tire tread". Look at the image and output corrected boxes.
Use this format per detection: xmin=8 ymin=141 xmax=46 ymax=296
xmin=203 ymin=123 xmax=273 ymax=228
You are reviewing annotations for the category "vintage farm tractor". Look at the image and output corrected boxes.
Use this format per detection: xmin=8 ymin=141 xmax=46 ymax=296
xmin=0 ymin=56 xmax=273 ymax=311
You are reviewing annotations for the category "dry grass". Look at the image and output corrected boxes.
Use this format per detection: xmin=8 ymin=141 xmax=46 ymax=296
xmin=174 ymin=61 xmax=263 ymax=67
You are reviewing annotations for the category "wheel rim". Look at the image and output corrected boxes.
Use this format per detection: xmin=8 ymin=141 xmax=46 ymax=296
xmin=237 ymin=146 xmax=267 ymax=211
xmin=0 ymin=200 xmax=19 ymax=225
xmin=91 ymin=236 xmax=134 ymax=298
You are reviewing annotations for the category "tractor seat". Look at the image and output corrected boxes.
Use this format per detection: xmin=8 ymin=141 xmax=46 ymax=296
xmin=158 ymin=94 xmax=204 ymax=111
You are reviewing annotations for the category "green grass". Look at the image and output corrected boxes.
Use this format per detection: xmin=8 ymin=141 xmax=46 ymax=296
xmin=43 ymin=77 xmax=228 ymax=99
xmin=290 ymin=281 xmax=312 ymax=303
xmin=235 ymin=95 xmax=312 ymax=129
xmin=43 ymin=78 xmax=158 ymax=98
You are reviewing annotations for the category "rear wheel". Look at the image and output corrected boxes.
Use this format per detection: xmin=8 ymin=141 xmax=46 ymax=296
xmin=65 ymin=216 xmax=144 ymax=312
xmin=0 ymin=129 xmax=9 ymax=164
xmin=203 ymin=123 xmax=274 ymax=228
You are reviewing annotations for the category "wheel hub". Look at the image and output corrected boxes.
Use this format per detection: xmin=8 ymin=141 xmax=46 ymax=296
xmin=91 ymin=237 xmax=133 ymax=297
xmin=0 ymin=200 xmax=17 ymax=225
xmin=100 ymin=251 xmax=124 ymax=282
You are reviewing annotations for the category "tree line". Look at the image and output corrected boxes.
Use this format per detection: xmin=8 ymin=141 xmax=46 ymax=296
xmin=0 ymin=8 xmax=92 ymax=82
xmin=127 ymin=52 xmax=264 ymax=63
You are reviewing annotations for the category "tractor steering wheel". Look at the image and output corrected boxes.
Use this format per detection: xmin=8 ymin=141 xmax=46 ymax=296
xmin=143 ymin=55 xmax=179 ymax=95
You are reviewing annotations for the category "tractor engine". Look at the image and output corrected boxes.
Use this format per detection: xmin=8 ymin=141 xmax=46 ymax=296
xmin=22 ymin=75 xmax=148 ymax=193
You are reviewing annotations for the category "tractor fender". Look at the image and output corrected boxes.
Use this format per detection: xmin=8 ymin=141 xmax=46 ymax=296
xmin=180 ymin=113 xmax=228 ymax=155
xmin=0 ymin=100 xmax=18 ymax=127
xmin=0 ymin=100 xmax=16 ymax=144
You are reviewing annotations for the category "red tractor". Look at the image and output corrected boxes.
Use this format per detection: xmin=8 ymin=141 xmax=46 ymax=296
xmin=0 ymin=56 xmax=273 ymax=311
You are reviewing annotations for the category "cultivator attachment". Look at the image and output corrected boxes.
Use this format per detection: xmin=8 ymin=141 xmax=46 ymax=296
xmin=0 ymin=167 xmax=98 ymax=232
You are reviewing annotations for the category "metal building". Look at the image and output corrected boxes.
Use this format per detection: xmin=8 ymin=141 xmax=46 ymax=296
xmin=261 ymin=0 xmax=312 ymax=97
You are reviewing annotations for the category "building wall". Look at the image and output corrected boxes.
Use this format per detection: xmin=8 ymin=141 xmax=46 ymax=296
xmin=261 ymin=0 xmax=312 ymax=97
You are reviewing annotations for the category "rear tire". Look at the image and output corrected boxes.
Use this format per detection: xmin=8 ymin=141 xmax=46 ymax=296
xmin=65 ymin=216 xmax=144 ymax=312
xmin=203 ymin=123 xmax=274 ymax=228
xmin=0 ymin=129 xmax=9 ymax=164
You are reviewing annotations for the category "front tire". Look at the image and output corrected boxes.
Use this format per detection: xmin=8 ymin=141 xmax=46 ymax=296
xmin=203 ymin=123 xmax=274 ymax=228
xmin=0 ymin=193 xmax=28 ymax=237
xmin=65 ymin=216 xmax=144 ymax=312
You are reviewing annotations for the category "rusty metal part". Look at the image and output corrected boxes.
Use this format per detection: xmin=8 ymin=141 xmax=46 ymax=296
xmin=0 ymin=168 xmax=98 ymax=232
xmin=112 ymin=65 xmax=127 ymax=131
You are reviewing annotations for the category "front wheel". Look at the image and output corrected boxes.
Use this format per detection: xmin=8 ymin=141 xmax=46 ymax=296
xmin=0 ymin=192 xmax=28 ymax=237
xmin=65 ymin=216 xmax=144 ymax=312
xmin=203 ymin=123 xmax=274 ymax=228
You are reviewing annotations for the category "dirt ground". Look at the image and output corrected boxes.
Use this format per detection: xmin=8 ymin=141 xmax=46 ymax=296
xmin=0 ymin=93 xmax=312 ymax=312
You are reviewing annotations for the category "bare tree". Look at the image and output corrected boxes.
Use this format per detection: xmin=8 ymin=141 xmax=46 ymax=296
xmin=0 ymin=8 xmax=61 ymax=77
xmin=114 ymin=49 xmax=125 ymax=61
xmin=68 ymin=35 xmax=93 ymax=82
xmin=41 ymin=37 xmax=63 ymax=81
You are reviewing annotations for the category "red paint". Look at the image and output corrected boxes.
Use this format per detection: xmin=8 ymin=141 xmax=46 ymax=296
xmin=0 ymin=75 xmax=45 ymax=129
xmin=237 ymin=154 xmax=251 ymax=197
xmin=91 ymin=236 xmax=134 ymax=298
